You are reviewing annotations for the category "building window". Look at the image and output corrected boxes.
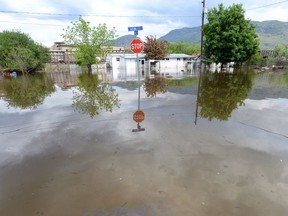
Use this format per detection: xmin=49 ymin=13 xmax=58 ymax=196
xmin=165 ymin=58 xmax=169 ymax=61
xmin=116 ymin=58 xmax=120 ymax=61
xmin=177 ymin=58 xmax=180 ymax=61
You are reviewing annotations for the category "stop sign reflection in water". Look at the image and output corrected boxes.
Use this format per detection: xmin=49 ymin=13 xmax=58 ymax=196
xmin=133 ymin=110 xmax=145 ymax=123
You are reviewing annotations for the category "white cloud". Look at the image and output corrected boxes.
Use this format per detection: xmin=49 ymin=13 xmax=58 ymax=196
xmin=4 ymin=0 xmax=57 ymax=13
xmin=246 ymin=6 xmax=288 ymax=21
xmin=0 ymin=0 xmax=288 ymax=47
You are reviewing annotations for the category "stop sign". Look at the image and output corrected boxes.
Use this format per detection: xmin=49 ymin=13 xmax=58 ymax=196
xmin=130 ymin=38 xmax=144 ymax=54
xmin=133 ymin=110 xmax=145 ymax=123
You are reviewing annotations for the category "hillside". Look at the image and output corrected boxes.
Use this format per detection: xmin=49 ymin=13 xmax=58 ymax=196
xmin=113 ymin=34 xmax=136 ymax=47
xmin=159 ymin=26 xmax=201 ymax=44
xmin=252 ymin=20 xmax=288 ymax=49
xmin=114 ymin=20 xmax=288 ymax=50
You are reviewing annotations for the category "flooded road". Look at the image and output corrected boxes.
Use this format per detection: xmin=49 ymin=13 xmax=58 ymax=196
xmin=0 ymin=71 xmax=288 ymax=216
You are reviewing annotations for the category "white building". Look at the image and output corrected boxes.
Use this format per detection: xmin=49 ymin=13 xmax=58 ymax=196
xmin=108 ymin=53 xmax=196 ymax=81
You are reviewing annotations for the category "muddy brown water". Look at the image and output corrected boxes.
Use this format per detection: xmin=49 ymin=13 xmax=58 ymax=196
xmin=0 ymin=72 xmax=288 ymax=216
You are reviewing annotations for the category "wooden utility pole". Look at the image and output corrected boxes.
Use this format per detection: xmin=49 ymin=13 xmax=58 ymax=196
xmin=200 ymin=0 xmax=205 ymax=66
xmin=195 ymin=0 xmax=206 ymax=125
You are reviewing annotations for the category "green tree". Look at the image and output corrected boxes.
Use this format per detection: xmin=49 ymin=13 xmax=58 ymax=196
xmin=0 ymin=30 xmax=49 ymax=73
xmin=273 ymin=44 xmax=288 ymax=65
xmin=168 ymin=42 xmax=200 ymax=55
xmin=247 ymin=52 xmax=266 ymax=66
xmin=204 ymin=4 xmax=259 ymax=67
xmin=72 ymin=73 xmax=120 ymax=118
xmin=4 ymin=47 xmax=37 ymax=73
xmin=62 ymin=17 xmax=117 ymax=74
xmin=143 ymin=35 xmax=169 ymax=60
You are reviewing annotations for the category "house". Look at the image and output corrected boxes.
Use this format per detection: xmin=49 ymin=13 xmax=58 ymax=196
xmin=48 ymin=42 xmax=125 ymax=64
xmin=147 ymin=54 xmax=195 ymax=75
xmin=109 ymin=53 xmax=145 ymax=80
xmin=108 ymin=53 xmax=196 ymax=81
xmin=49 ymin=42 xmax=76 ymax=63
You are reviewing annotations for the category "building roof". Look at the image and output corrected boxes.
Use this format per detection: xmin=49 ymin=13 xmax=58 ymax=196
xmin=110 ymin=53 xmax=193 ymax=59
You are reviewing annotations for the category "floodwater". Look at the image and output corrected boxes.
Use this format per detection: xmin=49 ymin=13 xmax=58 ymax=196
xmin=0 ymin=70 xmax=288 ymax=216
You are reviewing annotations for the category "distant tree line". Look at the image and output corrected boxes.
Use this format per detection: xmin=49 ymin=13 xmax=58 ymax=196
xmin=167 ymin=42 xmax=200 ymax=55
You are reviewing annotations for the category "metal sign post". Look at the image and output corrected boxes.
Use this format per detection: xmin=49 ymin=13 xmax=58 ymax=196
xmin=128 ymin=26 xmax=145 ymax=132
xmin=137 ymin=53 xmax=141 ymax=111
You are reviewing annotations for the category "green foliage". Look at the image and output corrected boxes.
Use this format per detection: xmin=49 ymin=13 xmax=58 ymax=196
xmin=0 ymin=30 xmax=49 ymax=73
xmin=272 ymin=44 xmax=288 ymax=65
xmin=3 ymin=73 xmax=55 ymax=109
xmin=247 ymin=52 xmax=266 ymax=66
xmin=198 ymin=71 xmax=254 ymax=121
xmin=274 ymin=44 xmax=288 ymax=59
xmin=204 ymin=4 xmax=259 ymax=66
xmin=62 ymin=17 xmax=117 ymax=74
xmin=4 ymin=47 xmax=37 ymax=73
xmin=72 ymin=73 xmax=120 ymax=118
xmin=143 ymin=35 xmax=169 ymax=60
xmin=168 ymin=42 xmax=200 ymax=55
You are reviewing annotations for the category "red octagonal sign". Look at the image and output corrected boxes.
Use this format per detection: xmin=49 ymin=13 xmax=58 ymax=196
xmin=130 ymin=38 xmax=144 ymax=54
xmin=133 ymin=110 xmax=145 ymax=123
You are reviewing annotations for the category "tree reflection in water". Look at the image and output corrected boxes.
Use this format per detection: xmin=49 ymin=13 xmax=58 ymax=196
xmin=198 ymin=71 xmax=254 ymax=121
xmin=72 ymin=73 xmax=120 ymax=118
xmin=143 ymin=76 xmax=167 ymax=97
xmin=3 ymin=73 xmax=55 ymax=109
xmin=143 ymin=76 xmax=199 ymax=97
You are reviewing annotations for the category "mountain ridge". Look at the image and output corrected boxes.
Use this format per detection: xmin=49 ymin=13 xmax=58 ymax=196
xmin=114 ymin=20 xmax=288 ymax=50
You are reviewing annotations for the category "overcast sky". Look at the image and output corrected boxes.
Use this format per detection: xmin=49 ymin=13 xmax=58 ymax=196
xmin=1 ymin=0 xmax=288 ymax=47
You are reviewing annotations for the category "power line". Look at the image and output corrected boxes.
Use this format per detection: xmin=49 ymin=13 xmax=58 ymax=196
xmin=1 ymin=1 xmax=287 ymax=28
xmin=0 ymin=10 xmax=200 ymax=18
xmin=1 ymin=1 xmax=288 ymax=17
xmin=0 ymin=20 xmax=185 ymax=30
xmin=0 ymin=20 xmax=66 ymax=27
xmin=246 ymin=0 xmax=288 ymax=10
xmin=0 ymin=0 xmax=287 ymax=18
